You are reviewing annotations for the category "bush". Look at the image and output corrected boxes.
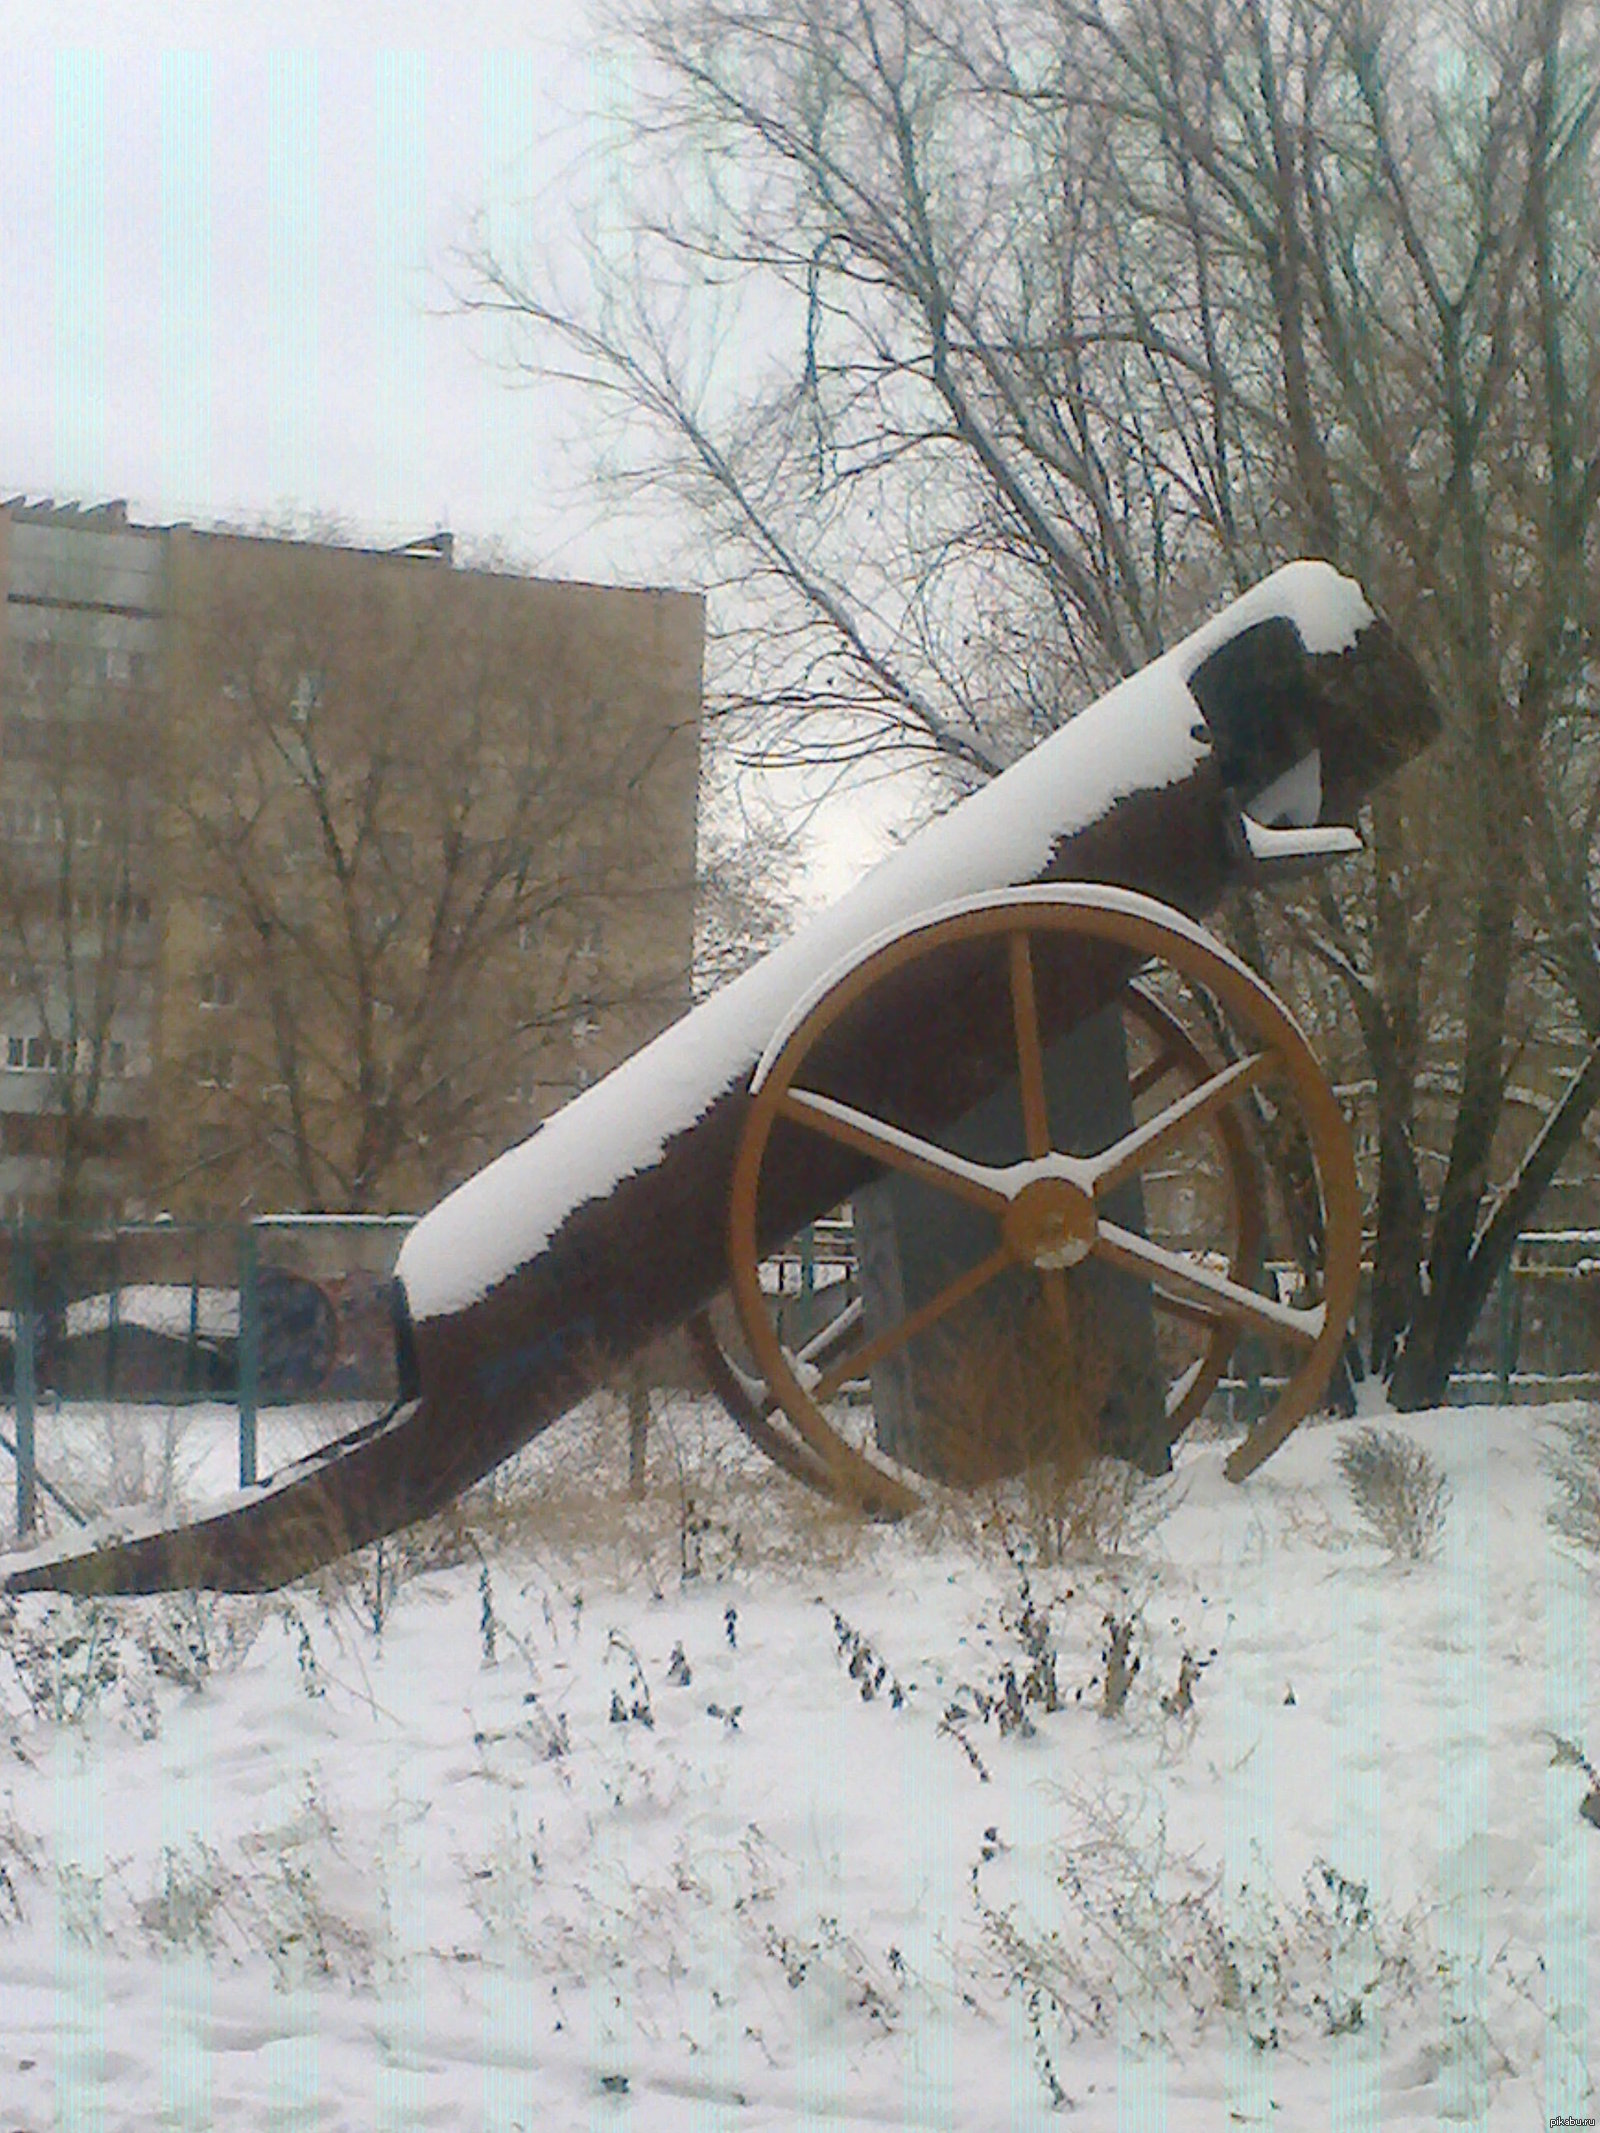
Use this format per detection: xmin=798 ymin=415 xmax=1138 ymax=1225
xmin=975 ymin=1792 xmax=1423 ymax=2076
xmin=1542 ymin=1410 xmax=1600 ymax=1554
xmin=1334 ymin=1427 xmax=1451 ymax=1562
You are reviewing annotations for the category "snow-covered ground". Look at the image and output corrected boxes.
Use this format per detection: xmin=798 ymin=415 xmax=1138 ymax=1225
xmin=0 ymin=1391 xmax=1595 ymax=2130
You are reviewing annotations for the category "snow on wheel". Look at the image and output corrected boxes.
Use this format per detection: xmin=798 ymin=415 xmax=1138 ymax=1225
xmin=719 ymin=886 xmax=1360 ymax=1509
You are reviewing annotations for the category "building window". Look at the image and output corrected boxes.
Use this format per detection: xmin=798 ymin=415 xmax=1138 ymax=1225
xmin=0 ymin=799 xmax=45 ymax=842
xmin=2 ymin=712 xmax=50 ymax=757
xmin=378 ymin=830 xmax=412 ymax=876
xmin=280 ymin=812 xmax=319 ymax=862
xmin=5 ymin=1037 xmax=23 ymax=1069
xmin=195 ymin=1044 xmax=233 ymax=1089
xmin=570 ymin=839 xmax=607 ymax=887
xmin=195 ymin=1123 xmax=233 ymax=1166
xmin=16 ymin=640 xmax=63 ymax=699
xmin=197 ymin=969 xmax=237 ymax=1009
xmin=66 ymin=806 xmax=105 ymax=847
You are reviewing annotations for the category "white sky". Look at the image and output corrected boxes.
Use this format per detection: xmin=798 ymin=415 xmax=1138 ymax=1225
xmin=0 ymin=0 xmax=928 ymax=893
xmin=0 ymin=0 xmax=675 ymax=579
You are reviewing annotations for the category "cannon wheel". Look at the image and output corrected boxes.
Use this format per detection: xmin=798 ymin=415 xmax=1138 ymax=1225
xmin=720 ymin=886 xmax=1360 ymax=1509
xmin=692 ymin=982 xmax=1265 ymax=1492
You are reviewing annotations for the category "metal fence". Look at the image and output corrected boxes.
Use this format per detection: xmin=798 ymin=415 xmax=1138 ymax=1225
xmin=750 ymin=1226 xmax=1600 ymax=1424
xmin=1 ymin=1214 xmax=412 ymax=1541
xmin=6 ymin=1217 xmax=1600 ymax=1546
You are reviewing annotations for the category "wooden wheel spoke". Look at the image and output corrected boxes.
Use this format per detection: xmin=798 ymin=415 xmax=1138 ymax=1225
xmin=1164 ymin=1353 xmax=1208 ymax=1419
xmin=1089 ymin=1050 xmax=1273 ymax=1199
xmin=1129 ymin=1047 xmax=1186 ymax=1102
xmin=792 ymin=1296 xmax=863 ymax=1372
xmin=723 ymin=889 xmax=1361 ymax=1509
xmin=1009 ymin=931 xmax=1052 ymax=1159
xmin=811 ymin=1244 xmax=1012 ymax=1403
xmin=778 ymin=1088 xmax=1008 ymax=1213
xmin=1094 ymin=1220 xmax=1323 ymax=1347
xmin=1149 ymin=1286 xmax=1229 ymax=1333
xmin=742 ymin=1300 xmax=868 ymax=1421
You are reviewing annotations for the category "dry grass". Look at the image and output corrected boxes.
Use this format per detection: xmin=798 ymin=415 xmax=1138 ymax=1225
xmin=908 ymin=1287 xmax=1113 ymax=1487
xmin=308 ymin=1360 xmax=1183 ymax=1607
xmin=1334 ymin=1425 xmax=1451 ymax=1562
xmin=4 ymin=1367 xmax=1185 ymax=1618
xmin=978 ymin=1785 xmax=1427 ymax=2067
xmin=1541 ymin=1407 xmax=1600 ymax=1554
xmin=382 ymin=1393 xmax=908 ymax=1595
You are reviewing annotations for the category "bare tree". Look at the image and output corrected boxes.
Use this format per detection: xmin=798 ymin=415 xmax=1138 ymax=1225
xmin=694 ymin=774 xmax=805 ymax=993
xmin=1057 ymin=0 xmax=1600 ymax=1400
xmin=0 ymin=629 xmax=159 ymax=1224
xmin=158 ymin=533 xmax=700 ymax=1212
xmin=469 ymin=0 xmax=1600 ymax=1401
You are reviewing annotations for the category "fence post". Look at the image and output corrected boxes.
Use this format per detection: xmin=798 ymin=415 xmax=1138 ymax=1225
xmin=14 ymin=1218 xmax=35 ymax=1536
xmin=106 ymin=1231 xmax=120 ymax=1399
xmin=238 ymin=1222 xmax=260 ymax=1488
xmin=626 ymin=1370 xmax=650 ymax=1497
xmin=1496 ymin=1251 xmax=1519 ymax=1401
xmin=185 ymin=1267 xmax=200 ymax=1401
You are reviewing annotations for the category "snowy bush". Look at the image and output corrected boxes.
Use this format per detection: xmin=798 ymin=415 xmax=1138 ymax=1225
xmin=977 ymin=1799 xmax=1423 ymax=2084
xmin=1541 ymin=1409 xmax=1600 ymax=1553
xmin=983 ymin=1453 xmax=1174 ymax=1569
xmin=0 ymin=1589 xmax=270 ymax=1738
xmin=1334 ymin=1426 xmax=1451 ymax=1562
xmin=132 ymin=1816 xmax=375 ymax=1987
xmin=0 ymin=1797 xmax=41 ymax=1925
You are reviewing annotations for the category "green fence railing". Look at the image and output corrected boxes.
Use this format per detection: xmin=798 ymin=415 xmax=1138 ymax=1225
xmin=2 ymin=1213 xmax=415 ymax=1542
xmin=5 ymin=1217 xmax=1599 ymax=1547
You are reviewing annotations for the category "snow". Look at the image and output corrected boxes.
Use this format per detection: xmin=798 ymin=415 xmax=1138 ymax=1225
xmin=1174 ymin=568 xmax=1372 ymax=663
xmin=1239 ymin=815 xmax=1363 ymax=866
xmin=0 ymin=1391 xmax=1593 ymax=2128
xmin=399 ymin=563 xmax=1375 ymax=1322
xmin=1248 ymin=746 xmax=1323 ymax=828
xmin=0 ymin=1403 xmax=414 ymax=1596
xmin=65 ymin=1288 xmax=241 ymax=1343
xmin=750 ymin=882 xmax=1319 ymax=1091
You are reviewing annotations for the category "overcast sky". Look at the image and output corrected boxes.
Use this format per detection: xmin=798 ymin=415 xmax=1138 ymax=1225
xmin=0 ymin=0 xmax=918 ymax=890
xmin=0 ymin=0 xmax=682 ymax=582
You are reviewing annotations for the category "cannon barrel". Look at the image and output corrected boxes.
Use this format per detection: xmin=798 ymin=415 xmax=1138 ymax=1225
xmin=3 ymin=563 xmax=1438 ymax=1592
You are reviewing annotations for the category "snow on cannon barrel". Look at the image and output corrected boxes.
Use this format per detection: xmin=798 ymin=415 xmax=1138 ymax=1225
xmin=3 ymin=563 xmax=1439 ymax=1595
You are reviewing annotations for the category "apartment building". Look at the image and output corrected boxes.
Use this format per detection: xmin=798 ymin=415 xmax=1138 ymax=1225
xmin=0 ymin=500 xmax=704 ymax=1220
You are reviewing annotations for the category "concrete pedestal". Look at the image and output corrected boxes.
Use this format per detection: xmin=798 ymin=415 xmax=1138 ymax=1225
xmin=854 ymin=1006 xmax=1170 ymax=1478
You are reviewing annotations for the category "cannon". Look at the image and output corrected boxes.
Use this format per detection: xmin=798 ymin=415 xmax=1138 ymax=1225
xmin=2 ymin=562 xmax=1438 ymax=1595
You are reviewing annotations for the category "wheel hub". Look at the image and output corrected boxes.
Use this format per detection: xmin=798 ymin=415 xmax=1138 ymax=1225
xmin=1001 ymin=1176 xmax=1098 ymax=1270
